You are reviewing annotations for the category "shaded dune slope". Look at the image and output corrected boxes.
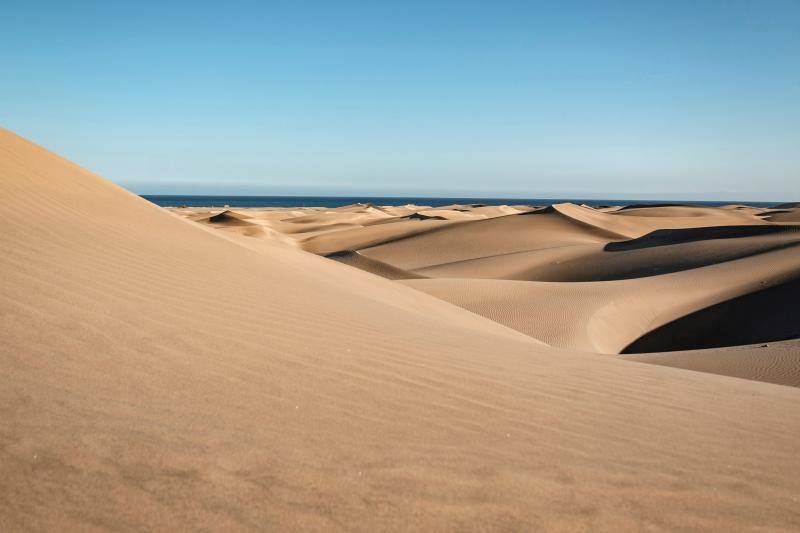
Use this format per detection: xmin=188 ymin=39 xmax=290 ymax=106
xmin=766 ymin=209 xmax=800 ymax=223
xmin=622 ymin=277 xmax=800 ymax=353
xmin=199 ymin=209 xmax=257 ymax=226
xmin=4 ymin=129 xmax=800 ymax=531
xmin=605 ymin=224 xmax=798 ymax=251
xmin=535 ymin=226 xmax=800 ymax=282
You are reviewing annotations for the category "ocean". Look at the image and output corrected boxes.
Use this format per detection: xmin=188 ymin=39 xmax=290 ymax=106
xmin=141 ymin=195 xmax=778 ymax=209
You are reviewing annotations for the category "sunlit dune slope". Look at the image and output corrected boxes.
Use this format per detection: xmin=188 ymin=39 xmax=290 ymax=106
xmin=4 ymin=129 xmax=800 ymax=531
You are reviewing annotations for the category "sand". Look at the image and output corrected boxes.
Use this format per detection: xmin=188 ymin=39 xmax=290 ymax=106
xmin=3 ymin=127 xmax=800 ymax=531
xmin=624 ymin=340 xmax=800 ymax=388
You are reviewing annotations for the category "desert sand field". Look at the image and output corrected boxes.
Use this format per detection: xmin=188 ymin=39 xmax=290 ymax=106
xmin=3 ymin=127 xmax=800 ymax=531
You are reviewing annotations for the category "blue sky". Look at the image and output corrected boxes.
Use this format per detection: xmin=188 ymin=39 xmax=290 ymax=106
xmin=2 ymin=1 xmax=798 ymax=200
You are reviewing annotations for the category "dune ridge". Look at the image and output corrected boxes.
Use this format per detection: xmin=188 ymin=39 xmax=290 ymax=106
xmin=3 ymin=128 xmax=800 ymax=531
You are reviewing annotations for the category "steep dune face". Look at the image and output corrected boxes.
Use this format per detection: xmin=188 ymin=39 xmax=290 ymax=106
xmin=4 ymin=129 xmax=800 ymax=531
xmin=622 ymin=276 xmax=800 ymax=353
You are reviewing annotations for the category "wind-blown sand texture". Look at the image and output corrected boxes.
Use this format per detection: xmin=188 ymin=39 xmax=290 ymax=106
xmin=3 ymin=128 xmax=800 ymax=531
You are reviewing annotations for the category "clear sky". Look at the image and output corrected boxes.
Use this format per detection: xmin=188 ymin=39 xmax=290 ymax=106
xmin=2 ymin=1 xmax=798 ymax=200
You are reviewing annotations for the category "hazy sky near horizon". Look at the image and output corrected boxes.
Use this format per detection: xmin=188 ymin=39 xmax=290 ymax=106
xmin=2 ymin=1 xmax=799 ymax=200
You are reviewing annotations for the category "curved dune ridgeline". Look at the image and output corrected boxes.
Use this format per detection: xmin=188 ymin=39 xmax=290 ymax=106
xmin=4 ymin=128 xmax=800 ymax=531
xmin=622 ymin=276 xmax=800 ymax=353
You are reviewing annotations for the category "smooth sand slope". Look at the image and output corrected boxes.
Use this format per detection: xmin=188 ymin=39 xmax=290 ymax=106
xmin=3 ymin=129 xmax=800 ymax=531
xmin=624 ymin=340 xmax=800 ymax=388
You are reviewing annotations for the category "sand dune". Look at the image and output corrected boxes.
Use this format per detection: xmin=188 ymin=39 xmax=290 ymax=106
xmin=765 ymin=209 xmax=800 ymax=223
xmin=198 ymin=209 xmax=257 ymax=225
xmin=298 ymin=218 xmax=456 ymax=254
xmin=413 ymin=226 xmax=800 ymax=282
xmin=605 ymin=224 xmax=798 ymax=251
xmin=356 ymin=206 xmax=626 ymax=271
xmin=168 ymin=191 xmax=800 ymax=367
xmin=551 ymin=202 xmax=768 ymax=238
xmin=325 ymin=250 xmax=427 ymax=280
xmin=414 ymin=244 xmax=603 ymax=280
xmin=624 ymin=340 xmax=800 ymax=387
xmin=403 ymin=244 xmax=800 ymax=353
xmin=623 ymin=276 xmax=800 ymax=353
xmin=4 ymin=128 xmax=800 ymax=531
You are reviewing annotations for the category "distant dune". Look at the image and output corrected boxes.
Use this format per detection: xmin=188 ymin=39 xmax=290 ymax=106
xmin=178 ymin=196 xmax=800 ymax=362
xmin=3 ymin=127 xmax=800 ymax=531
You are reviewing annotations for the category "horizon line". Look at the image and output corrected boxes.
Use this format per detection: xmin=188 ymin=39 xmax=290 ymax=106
xmin=139 ymin=193 xmax=786 ymax=205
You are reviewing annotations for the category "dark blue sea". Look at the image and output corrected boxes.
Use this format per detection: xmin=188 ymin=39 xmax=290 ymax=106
xmin=141 ymin=195 xmax=778 ymax=209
